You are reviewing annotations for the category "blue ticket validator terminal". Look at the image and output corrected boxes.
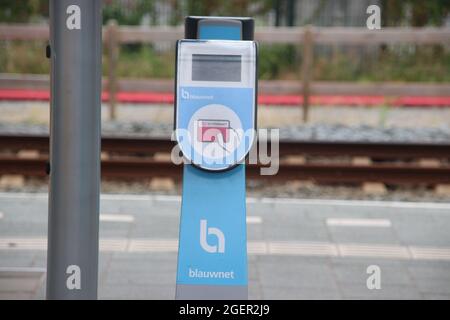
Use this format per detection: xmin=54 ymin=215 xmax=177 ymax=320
xmin=175 ymin=17 xmax=257 ymax=300
xmin=175 ymin=40 xmax=257 ymax=171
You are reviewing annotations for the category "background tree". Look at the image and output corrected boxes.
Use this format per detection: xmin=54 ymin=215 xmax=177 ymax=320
xmin=0 ymin=0 xmax=47 ymax=23
xmin=381 ymin=0 xmax=449 ymax=27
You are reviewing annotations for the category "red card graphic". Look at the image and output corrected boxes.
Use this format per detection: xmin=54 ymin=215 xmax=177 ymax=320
xmin=197 ymin=119 xmax=230 ymax=143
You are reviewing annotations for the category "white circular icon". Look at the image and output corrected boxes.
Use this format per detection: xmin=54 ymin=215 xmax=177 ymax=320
xmin=188 ymin=104 xmax=243 ymax=160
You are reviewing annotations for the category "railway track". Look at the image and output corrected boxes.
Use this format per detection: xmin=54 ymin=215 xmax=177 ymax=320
xmin=0 ymin=134 xmax=449 ymax=185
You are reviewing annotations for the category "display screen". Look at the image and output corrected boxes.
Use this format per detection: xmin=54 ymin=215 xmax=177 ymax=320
xmin=192 ymin=54 xmax=241 ymax=82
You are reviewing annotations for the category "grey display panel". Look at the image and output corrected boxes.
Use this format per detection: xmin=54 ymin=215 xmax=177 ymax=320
xmin=192 ymin=54 xmax=241 ymax=82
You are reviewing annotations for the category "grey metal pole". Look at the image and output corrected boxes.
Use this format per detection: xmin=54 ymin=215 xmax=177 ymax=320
xmin=47 ymin=0 xmax=102 ymax=299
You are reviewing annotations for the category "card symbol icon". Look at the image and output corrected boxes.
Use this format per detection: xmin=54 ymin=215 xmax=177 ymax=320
xmin=197 ymin=119 xmax=230 ymax=143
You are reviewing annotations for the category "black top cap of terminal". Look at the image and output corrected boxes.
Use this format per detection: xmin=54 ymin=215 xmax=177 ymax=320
xmin=184 ymin=16 xmax=254 ymax=40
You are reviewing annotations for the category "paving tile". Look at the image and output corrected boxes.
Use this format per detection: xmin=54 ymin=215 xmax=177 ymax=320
xmin=110 ymin=252 xmax=178 ymax=263
xmin=33 ymin=280 xmax=46 ymax=299
xmin=0 ymin=292 xmax=34 ymax=300
xmin=0 ymin=252 xmax=36 ymax=267
xmin=332 ymin=263 xmax=411 ymax=286
xmin=407 ymin=263 xmax=450 ymax=281
xmin=258 ymin=259 xmax=337 ymax=289
xmin=393 ymin=220 xmax=450 ymax=247
xmin=328 ymin=227 xmax=399 ymax=244
xmin=414 ymin=278 xmax=450 ymax=295
xmin=99 ymin=283 xmax=174 ymax=299
xmin=1 ymin=193 xmax=450 ymax=300
xmin=422 ymin=293 xmax=450 ymax=300
xmin=0 ymin=268 xmax=45 ymax=300
xmin=248 ymin=279 xmax=262 ymax=300
xmin=262 ymin=222 xmax=330 ymax=242
xmin=0 ymin=278 xmax=40 ymax=292
xmin=340 ymin=284 xmax=422 ymax=300
xmin=248 ymin=263 xmax=260 ymax=281
xmin=103 ymin=268 xmax=176 ymax=286
xmin=330 ymin=256 xmax=408 ymax=267
xmin=261 ymin=285 xmax=341 ymax=300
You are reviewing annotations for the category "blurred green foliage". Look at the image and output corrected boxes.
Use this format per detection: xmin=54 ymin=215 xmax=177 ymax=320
xmin=313 ymin=46 xmax=450 ymax=82
xmin=0 ymin=0 xmax=48 ymax=23
xmin=0 ymin=41 xmax=49 ymax=74
xmin=101 ymin=0 xmax=273 ymax=26
xmin=258 ymin=45 xmax=298 ymax=80
xmin=0 ymin=0 xmax=449 ymax=82
xmin=115 ymin=45 xmax=174 ymax=78
xmin=2 ymin=41 xmax=449 ymax=82
xmin=102 ymin=0 xmax=155 ymax=25
xmin=1 ymin=0 xmax=449 ymax=26
xmin=381 ymin=0 xmax=449 ymax=27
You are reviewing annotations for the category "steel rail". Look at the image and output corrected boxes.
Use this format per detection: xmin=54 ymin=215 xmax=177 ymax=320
xmin=1 ymin=157 xmax=449 ymax=185
xmin=1 ymin=134 xmax=449 ymax=159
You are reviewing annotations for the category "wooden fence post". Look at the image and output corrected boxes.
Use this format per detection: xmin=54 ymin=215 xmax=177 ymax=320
xmin=106 ymin=20 xmax=118 ymax=120
xmin=301 ymin=25 xmax=313 ymax=122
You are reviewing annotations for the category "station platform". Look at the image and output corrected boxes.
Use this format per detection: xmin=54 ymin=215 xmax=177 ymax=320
xmin=1 ymin=192 xmax=449 ymax=299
